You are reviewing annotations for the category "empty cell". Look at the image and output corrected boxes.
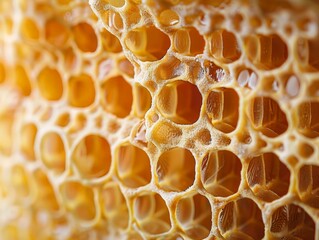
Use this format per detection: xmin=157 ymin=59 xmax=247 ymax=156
xmin=206 ymin=88 xmax=239 ymax=133
xmin=247 ymin=153 xmax=290 ymax=202
xmin=10 ymin=165 xmax=30 ymax=199
xmin=173 ymin=27 xmax=205 ymax=56
xmin=219 ymin=198 xmax=264 ymax=239
xmin=159 ymin=9 xmax=180 ymax=26
xmin=245 ymin=34 xmax=288 ymax=70
xmin=68 ymin=73 xmax=95 ymax=108
xmin=296 ymin=101 xmax=319 ymax=138
xmin=55 ymin=113 xmax=70 ymax=127
xmin=32 ymin=169 xmax=59 ymax=212
xmin=13 ymin=65 xmax=31 ymax=96
xmin=116 ymin=143 xmax=151 ymax=188
xmin=176 ymin=194 xmax=212 ymax=239
xmin=298 ymin=142 xmax=314 ymax=158
xmin=248 ymin=97 xmax=288 ymax=137
xmin=101 ymin=29 xmax=122 ymax=53
xmin=101 ymin=76 xmax=133 ymax=118
xmin=210 ymin=29 xmax=241 ymax=63
xmin=72 ymin=134 xmax=112 ymax=179
xmin=157 ymin=80 xmax=202 ymax=124
xmin=20 ymin=17 xmax=39 ymax=40
xmin=45 ymin=18 xmax=69 ymax=47
xmin=125 ymin=26 xmax=170 ymax=61
xmin=103 ymin=9 xmax=124 ymax=31
xmin=156 ymin=147 xmax=195 ymax=192
xmin=270 ymin=204 xmax=315 ymax=239
xmin=298 ymin=165 xmax=319 ymax=208
xmin=60 ymin=181 xmax=96 ymax=221
xmin=134 ymin=193 xmax=171 ymax=235
xmin=101 ymin=182 xmax=129 ymax=229
xmin=201 ymin=150 xmax=242 ymax=197
xmin=308 ymin=80 xmax=319 ymax=96
xmin=20 ymin=123 xmax=37 ymax=161
xmin=133 ymin=83 xmax=151 ymax=118
xmin=40 ymin=132 xmax=66 ymax=173
xmin=72 ymin=22 xmax=98 ymax=53
xmin=296 ymin=37 xmax=319 ymax=72
xmin=37 ymin=67 xmax=63 ymax=101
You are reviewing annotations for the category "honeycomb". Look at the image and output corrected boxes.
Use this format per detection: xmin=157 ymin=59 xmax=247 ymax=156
xmin=0 ymin=0 xmax=319 ymax=239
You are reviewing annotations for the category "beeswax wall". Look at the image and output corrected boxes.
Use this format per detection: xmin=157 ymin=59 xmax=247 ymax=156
xmin=0 ymin=0 xmax=319 ymax=239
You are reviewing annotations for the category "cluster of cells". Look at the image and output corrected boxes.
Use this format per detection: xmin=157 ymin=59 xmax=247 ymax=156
xmin=0 ymin=0 xmax=319 ymax=239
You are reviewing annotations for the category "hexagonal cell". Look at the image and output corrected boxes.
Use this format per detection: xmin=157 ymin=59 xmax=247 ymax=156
xmin=32 ymin=169 xmax=59 ymax=212
xmin=20 ymin=17 xmax=39 ymax=40
xmin=159 ymin=9 xmax=180 ymax=26
xmin=156 ymin=147 xmax=195 ymax=192
xmin=270 ymin=204 xmax=315 ymax=239
xmin=296 ymin=37 xmax=319 ymax=72
xmin=45 ymin=18 xmax=69 ymax=47
xmin=134 ymin=192 xmax=171 ymax=235
xmin=247 ymin=153 xmax=290 ymax=202
xmin=176 ymin=194 xmax=212 ymax=239
xmin=133 ymin=83 xmax=151 ymax=118
xmin=206 ymin=88 xmax=239 ymax=133
xmin=101 ymin=9 xmax=124 ymax=31
xmin=101 ymin=182 xmax=129 ymax=229
xmin=157 ymin=80 xmax=202 ymax=124
xmin=13 ymin=65 xmax=31 ymax=96
xmin=72 ymin=22 xmax=98 ymax=53
xmin=248 ymin=96 xmax=288 ymax=137
xmin=201 ymin=150 xmax=242 ymax=197
xmin=68 ymin=73 xmax=95 ymax=108
xmin=101 ymin=76 xmax=133 ymax=118
xmin=210 ymin=29 xmax=241 ymax=63
xmin=245 ymin=34 xmax=288 ymax=70
xmin=10 ymin=165 xmax=30 ymax=199
xmin=116 ymin=143 xmax=151 ymax=188
xmin=298 ymin=164 xmax=319 ymax=208
xmin=219 ymin=198 xmax=264 ymax=239
xmin=60 ymin=181 xmax=96 ymax=222
xmin=20 ymin=123 xmax=37 ymax=161
xmin=40 ymin=132 xmax=66 ymax=173
xmin=101 ymin=29 xmax=122 ymax=53
xmin=125 ymin=26 xmax=170 ymax=61
xmin=296 ymin=101 xmax=319 ymax=138
xmin=173 ymin=27 xmax=205 ymax=56
xmin=72 ymin=134 xmax=112 ymax=179
xmin=37 ymin=67 xmax=63 ymax=101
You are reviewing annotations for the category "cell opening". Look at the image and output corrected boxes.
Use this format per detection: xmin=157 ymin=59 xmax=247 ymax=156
xmin=10 ymin=165 xmax=30 ymax=199
xmin=285 ymin=75 xmax=300 ymax=97
xmin=176 ymin=194 xmax=212 ymax=239
xmin=68 ymin=73 xmax=95 ymax=108
xmin=296 ymin=37 xmax=319 ymax=72
xmin=20 ymin=17 xmax=39 ymax=40
xmin=0 ymin=114 xmax=13 ymax=156
xmin=101 ymin=182 xmax=129 ymax=229
xmin=207 ymin=88 xmax=239 ymax=133
xmin=40 ymin=132 xmax=66 ymax=173
xmin=72 ymin=134 xmax=111 ymax=179
xmin=204 ymin=61 xmax=226 ymax=82
xmin=45 ymin=18 xmax=69 ymax=47
xmin=156 ymin=147 xmax=195 ymax=192
xmin=101 ymin=76 xmax=133 ymax=118
xmin=201 ymin=150 xmax=242 ymax=197
xmin=55 ymin=113 xmax=70 ymax=127
xmin=298 ymin=142 xmax=314 ymax=158
xmin=249 ymin=97 xmax=288 ymax=137
xmin=20 ymin=123 xmax=37 ymax=161
xmin=72 ymin=22 xmax=98 ymax=53
xmin=108 ymin=0 xmax=125 ymax=7
xmin=297 ymin=101 xmax=319 ymax=138
xmin=116 ymin=143 xmax=151 ymax=188
xmin=150 ymin=121 xmax=182 ymax=145
xmin=13 ymin=65 xmax=31 ymax=96
xmin=37 ymin=67 xmax=63 ymax=101
xmin=125 ymin=26 xmax=170 ymax=61
xmin=154 ymin=56 xmax=184 ymax=80
xmin=210 ymin=29 xmax=241 ymax=63
xmin=60 ymin=181 xmax=96 ymax=221
xmin=101 ymin=29 xmax=122 ymax=53
xmin=247 ymin=152 xmax=290 ymax=202
xmin=270 ymin=204 xmax=315 ymax=239
xmin=118 ymin=58 xmax=134 ymax=77
xmin=33 ymin=169 xmax=59 ymax=211
xmin=237 ymin=69 xmax=258 ymax=89
xmin=173 ymin=27 xmax=205 ymax=56
xmin=0 ymin=62 xmax=5 ymax=83
xmin=157 ymin=80 xmax=202 ymax=124
xmin=133 ymin=83 xmax=151 ymax=118
xmin=245 ymin=34 xmax=288 ymax=70
xmin=159 ymin=9 xmax=180 ymax=26
xmin=219 ymin=198 xmax=264 ymax=239
xmin=134 ymin=193 xmax=171 ymax=234
xmin=298 ymin=165 xmax=319 ymax=209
